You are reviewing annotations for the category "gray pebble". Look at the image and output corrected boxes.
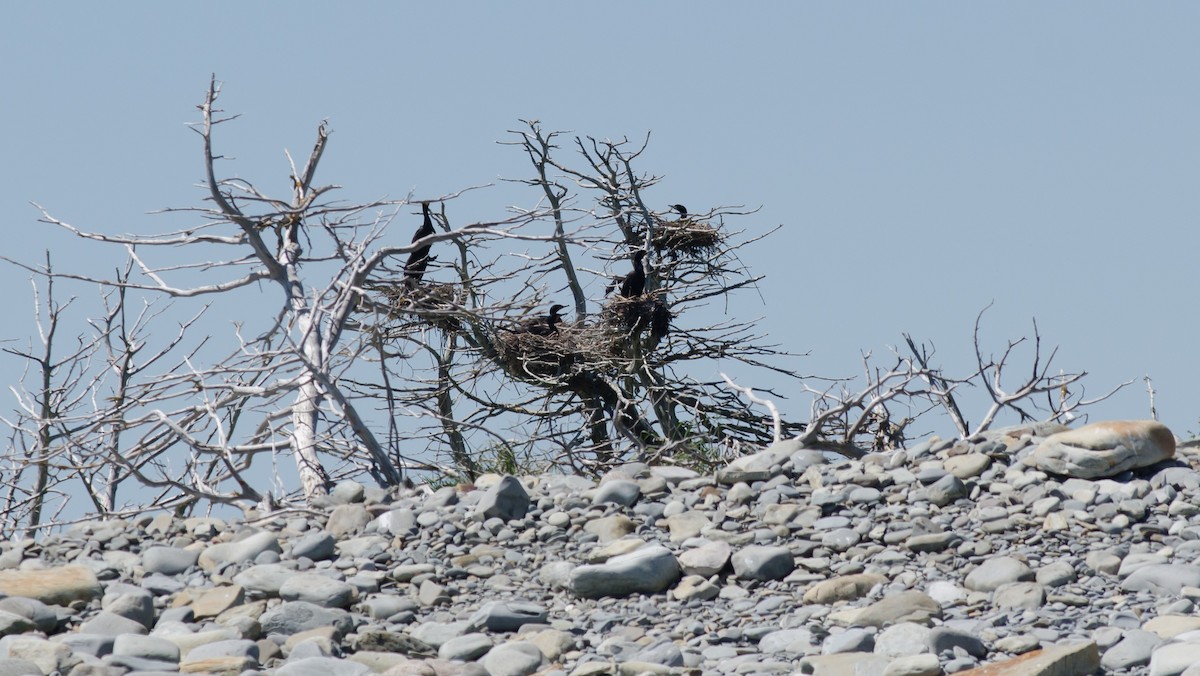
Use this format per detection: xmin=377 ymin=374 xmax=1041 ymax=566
xmin=1101 ymin=629 xmax=1160 ymax=670
xmin=438 ymin=632 xmax=493 ymax=661
xmin=141 ymin=546 xmax=199 ymax=575
xmin=481 ymin=641 xmax=545 ymax=676
xmin=569 ymin=545 xmax=680 ymax=598
xmin=732 ymin=545 xmax=794 ymax=581
xmin=469 ymin=601 xmax=547 ymax=632
xmin=964 ymin=556 xmax=1034 ymax=592
xmin=474 ymin=476 xmax=531 ymax=522
xmin=291 ymin=532 xmax=336 ymax=561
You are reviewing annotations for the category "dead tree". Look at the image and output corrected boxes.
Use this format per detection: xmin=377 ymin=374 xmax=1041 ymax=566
xmin=904 ymin=305 xmax=1130 ymax=438
xmin=5 ymin=77 xmax=545 ymax=509
xmin=350 ymin=122 xmax=812 ymax=478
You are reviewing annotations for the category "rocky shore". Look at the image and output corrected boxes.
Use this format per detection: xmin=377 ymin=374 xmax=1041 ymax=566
xmin=0 ymin=419 xmax=1195 ymax=676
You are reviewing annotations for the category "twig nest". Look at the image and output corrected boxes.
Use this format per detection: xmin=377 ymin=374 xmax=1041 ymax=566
xmin=493 ymin=320 xmax=639 ymax=388
xmin=603 ymin=293 xmax=670 ymax=337
xmin=653 ymin=218 xmax=722 ymax=256
xmin=493 ymin=328 xmax=583 ymax=383
xmin=359 ymin=281 xmax=463 ymax=332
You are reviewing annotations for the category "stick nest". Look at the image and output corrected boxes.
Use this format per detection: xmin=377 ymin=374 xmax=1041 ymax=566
xmin=602 ymin=292 xmax=670 ymax=336
xmin=492 ymin=320 xmax=637 ymax=387
xmin=653 ymin=219 xmax=722 ymax=256
xmin=360 ymin=282 xmax=463 ymax=332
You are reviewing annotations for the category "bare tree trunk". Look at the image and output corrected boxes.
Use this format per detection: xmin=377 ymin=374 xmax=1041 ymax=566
xmin=292 ymin=376 xmax=328 ymax=498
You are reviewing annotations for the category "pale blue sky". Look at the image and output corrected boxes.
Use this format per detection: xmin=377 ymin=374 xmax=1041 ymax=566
xmin=3 ymin=4 xmax=1199 ymax=444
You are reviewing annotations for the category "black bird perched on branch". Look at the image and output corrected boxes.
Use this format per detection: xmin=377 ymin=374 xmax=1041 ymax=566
xmin=650 ymin=302 xmax=671 ymax=340
xmin=521 ymin=304 xmax=568 ymax=336
xmin=619 ymin=250 xmax=647 ymax=298
xmin=670 ymin=204 xmax=688 ymax=218
xmin=404 ymin=202 xmax=436 ymax=286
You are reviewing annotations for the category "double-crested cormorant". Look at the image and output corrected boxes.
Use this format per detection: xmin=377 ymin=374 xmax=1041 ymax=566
xmin=524 ymin=304 xmax=567 ymax=336
xmin=670 ymin=204 xmax=688 ymax=218
xmin=619 ymin=250 xmax=647 ymax=298
xmin=650 ymin=302 xmax=671 ymax=340
xmin=404 ymin=202 xmax=436 ymax=285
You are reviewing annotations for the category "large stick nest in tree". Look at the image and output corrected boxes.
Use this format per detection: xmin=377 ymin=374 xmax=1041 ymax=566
xmin=493 ymin=290 xmax=674 ymax=390
xmin=653 ymin=218 xmax=722 ymax=256
xmin=492 ymin=320 xmax=638 ymax=388
xmin=602 ymin=292 xmax=670 ymax=336
xmin=359 ymin=281 xmax=463 ymax=332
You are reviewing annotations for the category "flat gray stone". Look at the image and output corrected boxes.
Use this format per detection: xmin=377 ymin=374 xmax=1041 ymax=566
xmin=1033 ymin=420 xmax=1175 ymax=479
xmin=468 ymin=601 xmax=547 ymax=632
xmin=923 ymin=474 xmax=967 ymax=506
xmin=1123 ymin=564 xmax=1200 ymax=595
xmin=0 ymin=658 xmax=42 ymax=676
xmin=279 ymin=573 xmax=355 ymax=609
xmin=437 ymin=633 xmax=493 ymax=661
xmin=274 ymin=656 xmax=371 ymax=676
xmin=906 ymin=532 xmax=957 ymax=553
xmin=183 ymin=638 xmax=260 ymax=662
xmin=994 ymin=581 xmax=1046 ymax=609
xmin=1101 ymin=630 xmax=1160 ymax=671
xmin=259 ymin=601 xmax=352 ymax=637
xmin=964 ymin=556 xmax=1034 ymax=592
xmin=112 ymin=634 xmax=180 ymax=663
xmin=884 ymin=653 xmax=940 ymax=676
xmin=141 ymin=546 xmax=200 ymax=575
xmin=592 ymin=480 xmax=641 ymax=507
xmin=102 ymin=586 xmax=154 ymax=629
xmin=291 ymin=532 xmax=336 ymax=561
xmin=374 ymin=508 xmax=418 ymax=537
xmin=665 ymin=513 xmax=710 ymax=543
xmin=717 ymin=443 xmax=794 ymax=484
xmin=78 ymin=611 xmax=148 ymax=637
xmin=731 ymin=545 xmax=794 ymax=581
xmin=233 ymin=563 xmax=295 ymax=595
xmin=329 ymin=481 xmax=365 ymax=504
xmin=856 ymin=591 xmax=943 ymax=628
xmin=198 ymin=531 xmax=281 ymax=571
xmin=875 ymin=622 xmax=932 ymax=658
xmin=1036 ymin=561 xmax=1077 ymax=587
xmin=678 ymin=540 xmax=731 ymax=577
xmin=325 ymin=504 xmax=372 ymax=538
xmin=409 ymin=620 xmax=473 ymax=649
xmin=569 ymin=545 xmax=680 ymax=598
xmin=481 ymin=641 xmax=544 ymax=676
xmin=759 ymin=628 xmax=815 ymax=654
xmin=55 ymin=633 xmax=115 ymax=659
xmin=822 ymin=628 xmax=876 ymax=655
xmin=1150 ymin=642 xmax=1200 ymax=676
xmin=631 ymin=640 xmax=683 ymax=666
xmin=799 ymin=653 xmax=891 ymax=674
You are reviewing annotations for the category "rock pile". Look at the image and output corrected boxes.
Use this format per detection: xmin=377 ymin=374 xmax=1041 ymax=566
xmin=0 ymin=419 xmax=1194 ymax=675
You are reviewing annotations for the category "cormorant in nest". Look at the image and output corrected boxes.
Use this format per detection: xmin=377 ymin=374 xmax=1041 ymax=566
xmin=670 ymin=204 xmax=688 ymax=218
xmin=404 ymin=202 xmax=436 ymax=286
xmin=509 ymin=304 xmax=567 ymax=336
xmin=619 ymin=250 xmax=647 ymax=298
xmin=650 ymin=302 xmax=671 ymax=339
